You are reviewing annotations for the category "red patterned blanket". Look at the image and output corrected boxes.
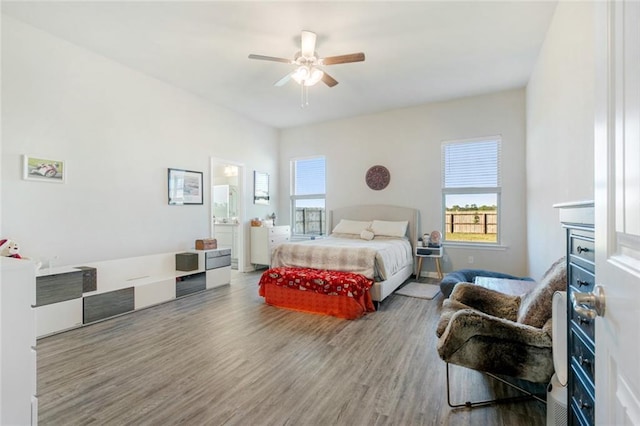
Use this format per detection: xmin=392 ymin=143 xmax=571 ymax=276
xmin=260 ymin=267 xmax=373 ymax=298
xmin=258 ymin=267 xmax=375 ymax=319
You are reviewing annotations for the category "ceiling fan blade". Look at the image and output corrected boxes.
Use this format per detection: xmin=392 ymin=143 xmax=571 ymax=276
xmin=322 ymin=52 xmax=365 ymax=65
xmin=248 ymin=54 xmax=293 ymax=64
xmin=274 ymin=71 xmax=294 ymax=87
xmin=301 ymin=30 xmax=317 ymax=57
xmin=321 ymin=72 xmax=339 ymax=88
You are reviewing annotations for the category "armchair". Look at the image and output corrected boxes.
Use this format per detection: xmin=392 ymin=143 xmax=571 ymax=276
xmin=435 ymin=257 xmax=566 ymax=408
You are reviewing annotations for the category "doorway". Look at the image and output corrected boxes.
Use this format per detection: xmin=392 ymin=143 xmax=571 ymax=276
xmin=210 ymin=158 xmax=245 ymax=272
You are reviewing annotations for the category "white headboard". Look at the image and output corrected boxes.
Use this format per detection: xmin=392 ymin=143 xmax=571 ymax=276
xmin=329 ymin=205 xmax=419 ymax=249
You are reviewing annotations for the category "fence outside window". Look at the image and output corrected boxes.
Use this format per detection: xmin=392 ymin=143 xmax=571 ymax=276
xmin=445 ymin=210 xmax=497 ymax=242
xmin=293 ymin=207 xmax=326 ymax=236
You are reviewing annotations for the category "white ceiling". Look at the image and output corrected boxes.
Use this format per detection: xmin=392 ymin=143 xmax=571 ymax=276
xmin=2 ymin=1 xmax=557 ymax=129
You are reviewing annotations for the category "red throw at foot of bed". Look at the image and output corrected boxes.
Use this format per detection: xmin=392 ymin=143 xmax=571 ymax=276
xmin=258 ymin=267 xmax=376 ymax=319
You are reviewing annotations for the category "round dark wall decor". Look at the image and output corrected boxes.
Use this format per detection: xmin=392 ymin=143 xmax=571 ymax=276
xmin=365 ymin=165 xmax=390 ymax=190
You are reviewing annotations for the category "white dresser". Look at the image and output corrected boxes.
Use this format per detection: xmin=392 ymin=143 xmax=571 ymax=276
xmin=1 ymin=257 xmax=37 ymax=425
xmin=250 ymin=226 xmax=290 ymax=266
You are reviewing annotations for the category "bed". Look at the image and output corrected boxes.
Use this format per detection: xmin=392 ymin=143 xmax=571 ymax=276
xmin=258 ymin=205 xmax=418 ymax=318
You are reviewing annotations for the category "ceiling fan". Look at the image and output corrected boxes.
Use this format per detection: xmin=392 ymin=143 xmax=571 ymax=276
xmin=248 ymin=30 xmax=365 ymax=90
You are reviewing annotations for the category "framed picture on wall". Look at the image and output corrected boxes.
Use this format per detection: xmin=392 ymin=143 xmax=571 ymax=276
xmin=254 ymin=171 xmax=269 ymax=205
xmin=23 ymin=155 xmax=66 ymax=183
xmin=168 ymin=168 xmax=203 ymax=205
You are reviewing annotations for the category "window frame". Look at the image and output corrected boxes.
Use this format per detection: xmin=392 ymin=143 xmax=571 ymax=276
xmin=441 ymin=136 xmax=502 ymax=246
xmin=290 ymin=155 xmax=326 ymax=237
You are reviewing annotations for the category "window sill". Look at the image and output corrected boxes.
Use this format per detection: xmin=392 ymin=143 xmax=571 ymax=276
xmin=290 ymin=235 xmax=325 ymax=242
xmin=443 ymin=242 xmax=508 ymax=251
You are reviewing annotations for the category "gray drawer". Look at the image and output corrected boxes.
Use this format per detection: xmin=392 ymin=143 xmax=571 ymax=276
xmin=83 ymin=287 xmax=134 ymax=324
xmin=36 ymin=271 xmax=83 ymax=306
xmin=206 ymin=254 xmax=231 ymax=270
xmin=569 ymin=230 xmax=595 ymax=266
xmin=570 ymin=303 xmax=595 ymax=345
xmin=205 ymin=248 xmax=231 ymax=259
xmin=570 ymin=263 xmax=595 ymax=292
xmin=570 ymin=364 xmax=595 ymax=426
xmin=570 ymin=329 xmax=595 ymax=387
xmin=176 ymin=272 xmax=206 ymax=297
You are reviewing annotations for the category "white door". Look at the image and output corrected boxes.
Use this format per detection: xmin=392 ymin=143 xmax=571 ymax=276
xmin=594 ymin=1 xmax=640 ymax=424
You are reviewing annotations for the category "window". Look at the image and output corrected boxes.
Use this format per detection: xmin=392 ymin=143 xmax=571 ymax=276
xmin=442 ymin=137 xmax=501 ymax=244
xmin=291 ymin=156 xmax=326 ymax=236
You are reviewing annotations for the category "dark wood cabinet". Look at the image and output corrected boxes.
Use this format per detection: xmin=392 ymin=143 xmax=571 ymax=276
xmin=560 ymin=205 xmax=595 ymax=426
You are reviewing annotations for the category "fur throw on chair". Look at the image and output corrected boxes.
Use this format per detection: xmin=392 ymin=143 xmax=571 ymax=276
xmin=435 ymin=258 xmax=566 ymax=384
xmin=518 ymin=257 xmax=567 ymax=328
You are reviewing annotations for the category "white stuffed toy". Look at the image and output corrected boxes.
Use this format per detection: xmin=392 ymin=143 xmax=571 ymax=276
xmin=0 ymin=238 xmax=42 ymax=270
xmin=0 ymin=238 xmax=23 ymax=259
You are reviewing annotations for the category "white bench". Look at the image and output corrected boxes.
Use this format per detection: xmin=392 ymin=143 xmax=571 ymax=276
xmin=35 ymin=249 xmax=230 ymax=337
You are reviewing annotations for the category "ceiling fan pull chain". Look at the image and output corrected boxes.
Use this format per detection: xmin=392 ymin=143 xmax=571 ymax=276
xmin=300 ymin=84 xmax=304 ymax=108
xmin=300 ymin=85 xmax=310 ymax=108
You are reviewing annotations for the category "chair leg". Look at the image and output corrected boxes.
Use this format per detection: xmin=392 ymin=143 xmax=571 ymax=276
xmin=445 ymin=363 xmax=547 ymax=408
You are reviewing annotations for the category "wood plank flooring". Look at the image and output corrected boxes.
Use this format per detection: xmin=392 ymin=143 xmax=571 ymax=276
xmin=37 ymin=272 xmax=546 ymax=425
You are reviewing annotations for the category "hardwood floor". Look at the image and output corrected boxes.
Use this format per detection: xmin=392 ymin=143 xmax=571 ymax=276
xmin=37 ymin=272 xmax=546 ymax=425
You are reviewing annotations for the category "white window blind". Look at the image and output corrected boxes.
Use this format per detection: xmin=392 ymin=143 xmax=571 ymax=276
xmin=294 ymin=157 xmax=326 ymax=195
xmin=442 ymin=139 xmax=501 ymax=189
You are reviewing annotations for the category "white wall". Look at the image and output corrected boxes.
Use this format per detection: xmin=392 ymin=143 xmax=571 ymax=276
xmin=1 ymin=16 xmax=279 ymax=267
xmin=526 ymin=2 xmax=595 ymax=279
xmin=279 ymin=89 xmax=528 ymax=276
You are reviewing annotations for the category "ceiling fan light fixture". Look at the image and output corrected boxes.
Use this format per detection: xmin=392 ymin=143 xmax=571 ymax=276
xmin=306 ymin=67 xmax=324 ymax=86
xmin=291 ymin=65 xmax=324 ymax=86
xmin=291 ymin=65 xmax=309 ymax=84
xmin=249 ymin=29 xmax=365 ymax=96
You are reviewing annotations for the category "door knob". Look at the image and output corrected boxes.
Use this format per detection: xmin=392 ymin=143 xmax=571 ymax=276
xmin=571 ymin=285 xmax=606 ymax=319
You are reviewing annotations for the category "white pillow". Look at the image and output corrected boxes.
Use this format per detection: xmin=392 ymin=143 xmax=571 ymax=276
xmin=360 ymin=229 xmax=375 ymax=240
xmin=332 ymin=219 xmax=372 ymax=235
xmin=371 ymin=220 xmax=408 ymax=238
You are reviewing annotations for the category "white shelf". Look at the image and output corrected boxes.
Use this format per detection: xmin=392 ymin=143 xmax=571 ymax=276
xmin=34 ymin=249 xmax=232 ymax=337
xmin=415 ymin=246 xmax=443 ymax=258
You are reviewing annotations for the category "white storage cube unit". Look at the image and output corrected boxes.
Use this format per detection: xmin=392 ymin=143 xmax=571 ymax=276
xmin=32 ymin=249 xmax=232 ymax=337
xmin=195 ymin=248 xmax=231 ymax=288
xmin=89 ymin=254 xmax=178 ymax=293
xmin=134 ymin=278 xmax=176 ymax=309
xmin=35 ymin=298 xmax=83 ymax=337
xmin=1 ymin=257 xmax=37 ymax=425
xmin=206 ymin=266 xmax=231 ymax=289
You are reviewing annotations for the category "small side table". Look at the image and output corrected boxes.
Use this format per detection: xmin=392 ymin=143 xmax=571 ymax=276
xmin=415 ymin=245 xmax=443 ymax=280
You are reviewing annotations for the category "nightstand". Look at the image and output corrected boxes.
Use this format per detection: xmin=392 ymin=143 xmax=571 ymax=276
xmin=415 ymin=245 xmax=443 ymax=280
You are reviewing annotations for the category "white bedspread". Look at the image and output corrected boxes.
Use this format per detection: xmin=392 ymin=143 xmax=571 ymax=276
xmin=270 ymin=234 xmax=413 ymax=280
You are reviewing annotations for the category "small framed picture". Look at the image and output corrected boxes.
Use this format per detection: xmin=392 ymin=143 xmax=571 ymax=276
xmin=168 ymin=168 xmax=203 ymax=205
xmin=23 ymin=155 xmax=66 ymax=183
